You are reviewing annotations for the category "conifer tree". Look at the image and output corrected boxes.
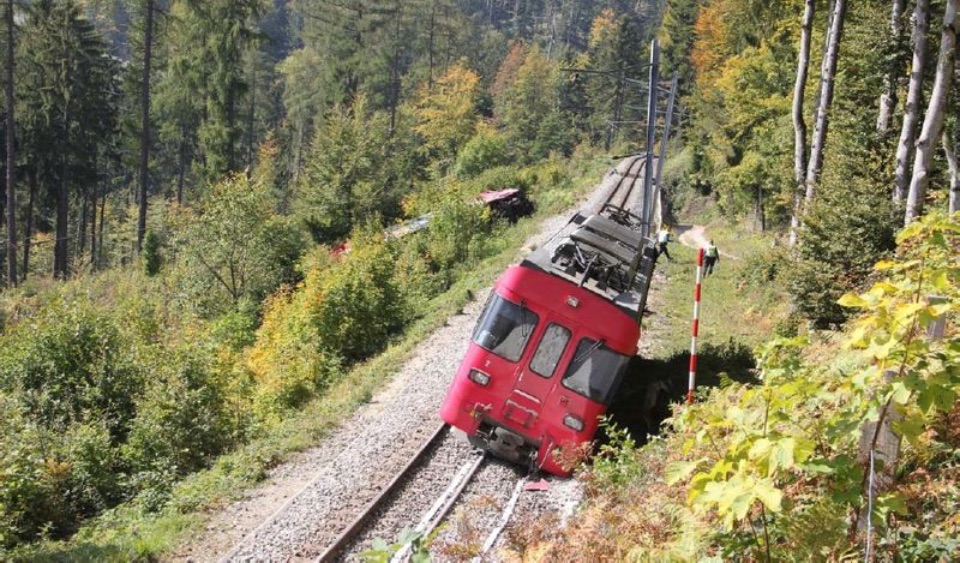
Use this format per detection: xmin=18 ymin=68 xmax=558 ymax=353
xmin=136 ymin=0 xmax=155 ymax=253
xmin=17 ymin=0 xmax=119 ymax=278
xmin=4 ymin=0 xmax=14 ymax=286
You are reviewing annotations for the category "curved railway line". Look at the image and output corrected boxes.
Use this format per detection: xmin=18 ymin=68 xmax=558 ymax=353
xmin=213 ymin=156 xmax=652 ymax=562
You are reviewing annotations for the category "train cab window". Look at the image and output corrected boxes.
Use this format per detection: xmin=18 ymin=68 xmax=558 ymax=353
xmin=472 ymin=294 xmax=539 ymax=362
xmin=561 ymin=338 xmax=630 ymax=404
xmin=529 ymin=323 xmax=571 ymax=377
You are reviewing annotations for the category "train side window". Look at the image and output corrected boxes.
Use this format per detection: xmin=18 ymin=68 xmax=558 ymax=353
xmin=472 ymin=294 xmax=539 ymax=362
xmin=561 ymin=338 xmax=631 ymax=404
xmin=529 ymin=323 xmax=571 ymax=378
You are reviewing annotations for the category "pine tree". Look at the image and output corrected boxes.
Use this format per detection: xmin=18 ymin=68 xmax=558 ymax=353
xmin=136 ymin=0 xmax=156 ymax=253
xmin=4 ymin=0 xmax=14 ymax=286
xmin=17 ymin=0 xmax=119 ymax=279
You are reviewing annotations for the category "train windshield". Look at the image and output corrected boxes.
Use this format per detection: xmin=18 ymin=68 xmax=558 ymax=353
xmin=561 ymin=338 xmax=630 ymax=404
xmin=473 ymin=293 xmax=539 ymax=362
xmin=530 ymin=323 xmax=571 ymax=377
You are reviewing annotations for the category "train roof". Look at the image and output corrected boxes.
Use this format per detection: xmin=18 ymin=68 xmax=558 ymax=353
xmin=519 ymin=210 xmax=657 ymax=320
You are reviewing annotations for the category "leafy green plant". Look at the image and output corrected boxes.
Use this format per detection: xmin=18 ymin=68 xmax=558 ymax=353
xmin=141 ymin=230 xmax=163 ymax=276
xmin=454 ymin=126 xmax=511 ymax=179
xmin=666 ymin=213 xmax=960 ymax=557
xmin=591 ymin=417 xmax=644 ymax=488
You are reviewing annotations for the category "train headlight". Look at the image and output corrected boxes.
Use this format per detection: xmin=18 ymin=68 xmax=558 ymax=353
xmin=563 ymin=414 xmax=584 ymax=432
xmin=468 ymin=369 xmax=491 ymax=386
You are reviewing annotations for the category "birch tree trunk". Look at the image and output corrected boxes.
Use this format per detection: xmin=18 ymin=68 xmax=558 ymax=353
xmin=943 ymin=134 xmax=959 ymax=214
xmin=877 ymin=0 xmax=907 ymax=134
xmin=894 ymin=0 xmax=930 ymax=203
xmin=790 ymin=0 xmax=816 ymax=246
xmin=905 ymin=0 xmax=958 ymax=223
xmin=805 ymin=0 xmax=847 ymax=202
xmin=809 ymin=0 xmax=836 ymax=121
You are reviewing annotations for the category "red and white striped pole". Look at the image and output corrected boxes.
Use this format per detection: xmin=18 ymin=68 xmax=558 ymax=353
xmin=688 ymin=248 xmax=704 ymax=404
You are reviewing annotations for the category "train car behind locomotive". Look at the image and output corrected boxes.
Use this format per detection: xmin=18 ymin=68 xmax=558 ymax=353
xmin=439 ymin=203 xmax=658 ymax=476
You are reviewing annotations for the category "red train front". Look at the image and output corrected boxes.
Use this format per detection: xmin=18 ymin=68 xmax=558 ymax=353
xmin=439 ymin=206 xmax=657 ymax=476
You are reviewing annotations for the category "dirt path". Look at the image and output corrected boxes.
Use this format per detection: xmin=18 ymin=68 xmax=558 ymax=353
xmin=675 ymin=224 xmax=740 ymax=260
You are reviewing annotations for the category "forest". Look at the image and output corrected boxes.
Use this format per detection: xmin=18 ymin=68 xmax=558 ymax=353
xmin=0 ymin=0 xmax=666 ymax=553
xmin=0 ymin=0 xmax=957 ymax=557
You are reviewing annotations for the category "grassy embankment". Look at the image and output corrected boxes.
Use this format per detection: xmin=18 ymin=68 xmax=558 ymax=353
xmin=15 ymin=154 xmax=612 ymax=562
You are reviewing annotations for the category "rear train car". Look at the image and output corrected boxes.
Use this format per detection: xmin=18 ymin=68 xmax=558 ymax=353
xmin=439 ymin=205 xmax=658 ymax=476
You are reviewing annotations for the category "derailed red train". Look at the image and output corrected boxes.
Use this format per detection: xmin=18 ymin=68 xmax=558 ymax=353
xmin=439 ymin=204 xmax=658 ymax=476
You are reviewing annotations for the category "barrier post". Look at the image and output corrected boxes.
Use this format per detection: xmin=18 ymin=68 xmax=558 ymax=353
xmin=688 ymin=248 xmax=704 ymax=404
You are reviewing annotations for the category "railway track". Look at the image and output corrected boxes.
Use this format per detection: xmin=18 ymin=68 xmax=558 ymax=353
xmin=603 ymin=154 xmax=646 ymax=210
xmin=209 ymin=156 xmax=648 ymax=562
xmin=221 ymin=422 xmax=494 ymax=562
xmin=317 ymin=422 xmax=484 ymax=562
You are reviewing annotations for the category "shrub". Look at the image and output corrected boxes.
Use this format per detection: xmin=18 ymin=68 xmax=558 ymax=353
xmin=454 ymin=126 xmax=511 ymax=179
xmin=0 ymin=299 xmax=143 ymax=441
xmin=123 ymin=344 xmax=235 ymax=483
xmin=0 ymin=400 xmax=124 ymax=546
xmin=141 ymin=230 xmax=162 ymax=276
xmin=175 ymin=173 xmax=305 ymax=317
xmin=789 ymin=178 xmax=896 ymax=328
xmin=465 ymin=165 xmax=533 ymax=194
xmin=247 ymin=285 xmax=341 ymax=413
xmin=392 ymin=239 xmax=450 ymax=316
xmin=0 ymin=398 xmax=51 ymax=547
xmin=422 ymin=194 xmax=489 ymax=270
xmin=739 ymin=244 xmax=784 ymax=287
xmin=311 ymin=240 xmax=406 ymax=362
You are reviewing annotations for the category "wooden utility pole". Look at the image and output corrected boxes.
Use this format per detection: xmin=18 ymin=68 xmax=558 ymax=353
xmin=905 ymin=0 xmax=958 ymax=223
xmin=894 ymin=0 xmax=930 ymax=204
xmin=5 ymin=0 xmax=15 ymax=286
xmin=790 ymin=0 xmax=815 ymax=246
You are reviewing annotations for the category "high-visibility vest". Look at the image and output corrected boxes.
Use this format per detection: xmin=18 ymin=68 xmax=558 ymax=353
xmin=706 ymin=245 xmax=719 ymax=258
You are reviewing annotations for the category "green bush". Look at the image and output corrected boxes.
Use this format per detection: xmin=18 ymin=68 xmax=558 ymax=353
xmin=466 ymin=165 xmax=533 ymax=194
xmin=141 ymin=230 xmax=162 ymax=276
xmin=422 ymin=195 xmax=489 ymax=270
xmin=312 ymin=240 xmax=406 ymax=363
xmin=392 ymin=239 xmax=450 ymax=315
xmin=739 ymin=244 xmax=785 ymax=287
xmin=0 ymin=299 xmax=143 ymax=440
xmin=0 ymin=399 xmax=125 ymax=546
xmin=454 ymin=127 xmax=511 ymax=179
xmin=789 ymin=179 xmax=895 ymax=328
xmin=176 ymin=174 xmax=306 ymax=317
xmin=0 ymin=398 xmax=49 ymax=547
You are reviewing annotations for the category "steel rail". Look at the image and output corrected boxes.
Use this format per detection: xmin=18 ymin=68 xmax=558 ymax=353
xmin=601 ymin=155 xmax=640 ymax=207
xmin=390 ymin=452 xmax=487 ymax=563
xmin=472 ymin=477 xmax=525 ymax=561
xmin=315 ymin=422 xmax=450 ymax=562
xmin=617 ymin=156 xmax=647 ymax=210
